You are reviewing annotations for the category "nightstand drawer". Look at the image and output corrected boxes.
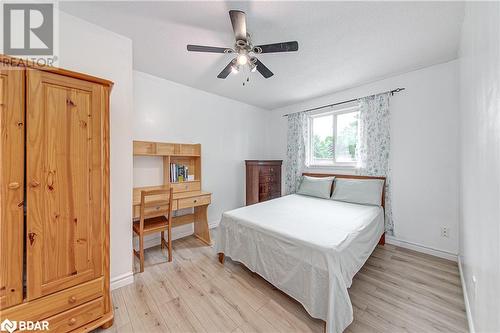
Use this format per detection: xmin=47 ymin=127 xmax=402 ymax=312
xmin=177 ymin=195 xmax=211 ymax=209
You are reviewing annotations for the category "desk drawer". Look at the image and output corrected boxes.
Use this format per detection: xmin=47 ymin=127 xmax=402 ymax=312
xmin=177 ymin=195 xmax=211 ymax=209
xmin=133 ymin=201 xmax=178 ymax=219
xmin=171 ymin=181 xmax=201 ymax=193
xmin=0 ymin=278 xmax=103 ymax=323
xmin=45 ymin=297 xmax=104 ymax=333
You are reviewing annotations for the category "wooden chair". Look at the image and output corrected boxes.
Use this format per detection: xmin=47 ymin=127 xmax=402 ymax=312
xmin=133 ymin=188 xmax=174 ymax=272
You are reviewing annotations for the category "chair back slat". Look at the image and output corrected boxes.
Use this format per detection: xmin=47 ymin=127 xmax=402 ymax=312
xmin=139 ymin=188 xmax=174 ymax=232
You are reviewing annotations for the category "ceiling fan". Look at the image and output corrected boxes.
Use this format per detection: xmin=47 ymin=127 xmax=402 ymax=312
xmin=187 ymin=10 xmax=298 ymax=80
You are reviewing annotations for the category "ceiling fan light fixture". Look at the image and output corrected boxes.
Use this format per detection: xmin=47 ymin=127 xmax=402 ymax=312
xmin=237 ymin=54 xmax=248 ymax=65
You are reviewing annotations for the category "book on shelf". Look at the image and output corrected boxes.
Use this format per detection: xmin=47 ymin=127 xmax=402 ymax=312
xmin=170 ymin=163 xmax=190 ymax=183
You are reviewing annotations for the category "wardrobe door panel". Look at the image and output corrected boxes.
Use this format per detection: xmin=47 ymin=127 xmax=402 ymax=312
xmin=26 ymin=70 xmax=104 ymax=300
xmin=0 ymin=65 xmax=25 ymax=309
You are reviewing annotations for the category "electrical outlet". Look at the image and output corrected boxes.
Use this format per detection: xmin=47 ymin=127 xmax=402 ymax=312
xmin=441 ymin=226 xmax=449 ymax=238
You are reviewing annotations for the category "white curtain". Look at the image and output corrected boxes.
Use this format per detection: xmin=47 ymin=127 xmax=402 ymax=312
xmin=285 ymin=112 xmax=308 ymax=194
xmin=357 ymin=93 xmax=394 ymax=234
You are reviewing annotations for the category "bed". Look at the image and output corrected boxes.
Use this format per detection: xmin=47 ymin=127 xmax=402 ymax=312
xmin=215 ymin=173 xmax=386 ymax=333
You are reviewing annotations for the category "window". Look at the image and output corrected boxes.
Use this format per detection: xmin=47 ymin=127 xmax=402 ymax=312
xmin=308 ymin=104 xmax=359 ymax=167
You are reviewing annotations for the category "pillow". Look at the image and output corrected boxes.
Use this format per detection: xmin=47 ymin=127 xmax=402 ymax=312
xmin=331 ymin=178 xmax=384 ymax=206
xmin=297 ymin=176 xmax=335 ymax=199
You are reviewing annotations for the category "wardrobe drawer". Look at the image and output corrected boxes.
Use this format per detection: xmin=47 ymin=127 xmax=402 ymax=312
xmin=171 ymin=181 xmax=200 ymax=193
xmin=177 ymin=195 xmax=211 ymax=209
xmin=45 ymin=297 xmax=104 ymax=333
xmin=0 ymin=278 xmax=103 ymax=323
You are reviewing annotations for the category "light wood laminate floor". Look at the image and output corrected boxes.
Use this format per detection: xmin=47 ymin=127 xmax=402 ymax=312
xmin=95 ymin=234 xmax=467 ymax=333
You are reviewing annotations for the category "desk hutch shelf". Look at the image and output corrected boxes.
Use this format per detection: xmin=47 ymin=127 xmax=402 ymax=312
xmin=132 ymin=141 xmax=211 ymax=245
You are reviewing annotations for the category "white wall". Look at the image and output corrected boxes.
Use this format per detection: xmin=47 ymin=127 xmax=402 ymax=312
xmin=458 ymin=2 xmax=500 ymax=332
xmin=133 ymin=71 xmax=268 ymax=241
xmin=59 ymin=12 xmax=134 ymax=284
xmin=266 ymin=61 xmax=460 ymax=257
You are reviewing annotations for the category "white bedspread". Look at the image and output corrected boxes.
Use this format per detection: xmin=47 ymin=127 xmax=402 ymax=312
xmin=215 ymin=194 xmax=384 ymax=333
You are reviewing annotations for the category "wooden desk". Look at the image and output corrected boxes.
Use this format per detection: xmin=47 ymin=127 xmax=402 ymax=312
xmin=132 ymin=185 xmax=212 ymax=245
xmin=133 ymin=141 xmax=212 ymax=245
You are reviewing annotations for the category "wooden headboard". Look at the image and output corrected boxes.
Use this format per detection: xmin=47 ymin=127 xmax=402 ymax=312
xmin=302 ymin=173 xmax=386 ymax=210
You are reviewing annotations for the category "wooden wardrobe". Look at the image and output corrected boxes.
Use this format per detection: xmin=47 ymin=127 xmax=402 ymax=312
xmin=0 ymin=56 xmax=113 ymax=332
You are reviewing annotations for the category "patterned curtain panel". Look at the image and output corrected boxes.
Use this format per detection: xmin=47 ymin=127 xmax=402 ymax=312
xmin=285 ymin=112 xmax=308 ymax=194
xmin=357 ymin=93 xmax=394 ymax=235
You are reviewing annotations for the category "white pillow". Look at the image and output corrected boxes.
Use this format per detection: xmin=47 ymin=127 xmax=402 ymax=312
xmin=297 ymin=176 xmax=335 ymax=199
xmin=331 ymin=178 xmax=384 ymax=206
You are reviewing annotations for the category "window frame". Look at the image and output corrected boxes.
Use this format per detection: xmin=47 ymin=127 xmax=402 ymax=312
xmin=307 ymin=103 xmax=359 ymax=168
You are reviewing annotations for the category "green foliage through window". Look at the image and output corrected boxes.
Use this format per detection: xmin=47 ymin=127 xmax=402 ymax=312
xmin=310 ymin=111 xmax=359 ymax=163
xmin=313 ymin=135 xmax=334 ymax=159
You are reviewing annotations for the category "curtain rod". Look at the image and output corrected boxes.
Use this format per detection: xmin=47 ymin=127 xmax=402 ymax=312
xmin=282 ymin=87 xmax=405 ymax=117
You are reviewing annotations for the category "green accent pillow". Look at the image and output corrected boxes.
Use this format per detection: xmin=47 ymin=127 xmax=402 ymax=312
xmin=331 ymin=178 xmax=384 ymax=206
xmin=297 ymin=176 xmax=335 ymax=199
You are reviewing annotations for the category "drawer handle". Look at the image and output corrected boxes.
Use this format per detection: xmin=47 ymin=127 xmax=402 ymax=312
xmin=193 ymin=199 xmax=197 ymax=203
xmin=68 ymin=318 xmax=77 ymax=326
xmin=270 ymin=168 xmax=274 ymax=172
xmin=156 ymin=206 xmax=160 ymax=210
xmin=68 ymin=296 xmax=77 ymax=304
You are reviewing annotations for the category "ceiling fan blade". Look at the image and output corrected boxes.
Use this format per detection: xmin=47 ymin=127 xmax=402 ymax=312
xmin=217 ymin=61 xmax=235 ymax=79
xmin=254 ymin=41 xmax=299 ymax=53
xmin=187 ymin=45 xmax=232 ymax=53
xmin=229 ymin=10 xmax=247 ymax=42
xmin=254 ymin=58 xmax=274 ymax=78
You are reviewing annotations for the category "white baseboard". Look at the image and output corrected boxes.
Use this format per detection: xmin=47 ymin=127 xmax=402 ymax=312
xmin=458 ymin=255 xmax=475 ymax=333
xmin=385 ymin=235 xmax=458 ymax=261
xmin=110 ymin=271 xmax=134 ymax=290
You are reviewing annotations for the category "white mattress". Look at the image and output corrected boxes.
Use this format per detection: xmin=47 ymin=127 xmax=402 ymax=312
xmin=215 ymin=194 xmax=384 ymax=333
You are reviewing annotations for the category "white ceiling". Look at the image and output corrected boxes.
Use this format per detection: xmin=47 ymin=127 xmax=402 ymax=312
xmin=60 ymin=1 xmax=464 ymax=110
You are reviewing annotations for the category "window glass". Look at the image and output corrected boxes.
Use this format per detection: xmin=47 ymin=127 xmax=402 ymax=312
xmin=312 ymin=114 xmax=334 ymax=162
xmin=308 ymin=108 xmax=359 ymax=166
xmin=335 ymin=111 xmax=358 ymax=163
